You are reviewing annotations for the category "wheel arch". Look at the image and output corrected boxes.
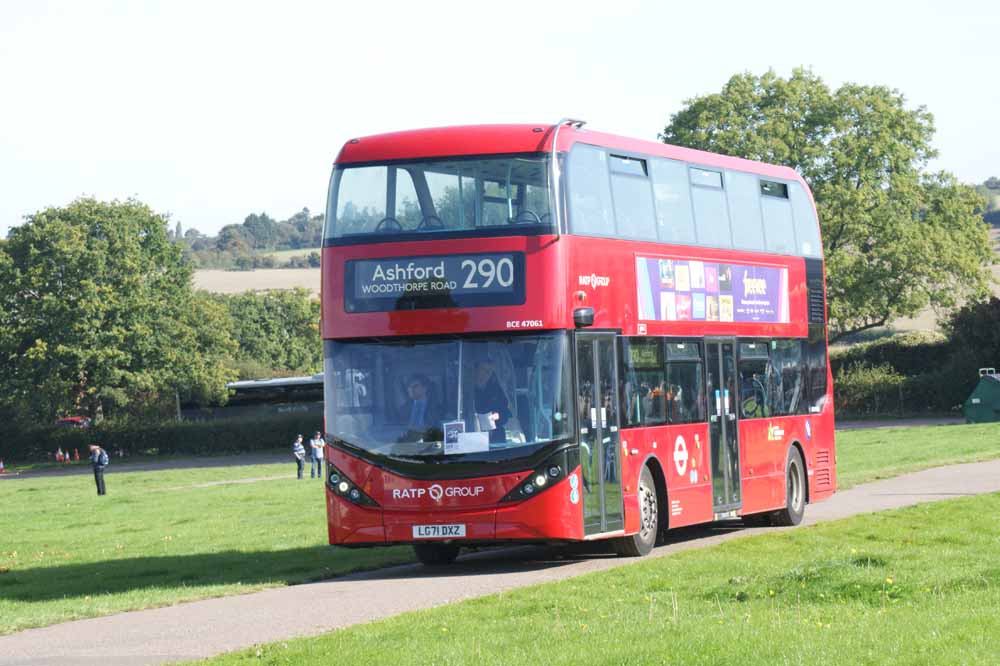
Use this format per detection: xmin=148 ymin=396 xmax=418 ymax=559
xmin=641 ymin=453 xmax=669 ymax=543
xmin=789 ymin=440 xmax=809 ymax=505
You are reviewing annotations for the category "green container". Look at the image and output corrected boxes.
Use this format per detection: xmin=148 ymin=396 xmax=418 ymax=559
xmin=964 ymin=369 xmax=1000 ymax=424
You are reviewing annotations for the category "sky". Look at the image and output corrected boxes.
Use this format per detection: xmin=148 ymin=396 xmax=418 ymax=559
xmin=1 ymin=0 xmax=997 ymax=238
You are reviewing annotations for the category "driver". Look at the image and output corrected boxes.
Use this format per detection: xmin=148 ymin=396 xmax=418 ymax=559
xmin=401 ymin=374 xmax=441 ymax=436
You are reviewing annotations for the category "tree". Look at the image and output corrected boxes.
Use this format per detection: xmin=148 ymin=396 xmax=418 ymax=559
xmin=175 ymin=220 xmax=183 ymax=242
xmin=661 ymin=68 xmax=994 ymax=341
xmin=215 ymin=288 xmax=321 ymax=378
xmin=0 ymin=198 xmax=237 ymax=422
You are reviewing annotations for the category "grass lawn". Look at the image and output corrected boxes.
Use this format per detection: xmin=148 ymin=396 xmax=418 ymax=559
xmin=198 ymin=492 xmax=1000 ymax=666
xmin=0 ymin=464 xmax=411 ymax=635
xmin=1 ymin=422 xmax=998 ymax=635
xmin=835 ymin=422 xmax=1000 ymax=488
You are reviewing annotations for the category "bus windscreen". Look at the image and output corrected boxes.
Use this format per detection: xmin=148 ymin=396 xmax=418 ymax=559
xmin=324 ymin=332 xmax=573 ymax=461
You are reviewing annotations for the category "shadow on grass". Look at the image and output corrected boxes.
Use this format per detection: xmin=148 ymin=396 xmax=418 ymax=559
xmin=0 ymin=546 xmax=409 ymax=603
xmin=0 ymin=522 xmax=754 ymax=603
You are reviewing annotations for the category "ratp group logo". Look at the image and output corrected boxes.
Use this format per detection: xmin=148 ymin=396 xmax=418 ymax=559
xmin=428 ymin=484 xmax=444 ymax=501
xmin=578 ymin=273 xmax=610 ymax=288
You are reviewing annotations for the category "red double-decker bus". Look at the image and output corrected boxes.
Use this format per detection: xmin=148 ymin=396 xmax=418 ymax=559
xmin=321 ymin=120 xmax=835 ymax=565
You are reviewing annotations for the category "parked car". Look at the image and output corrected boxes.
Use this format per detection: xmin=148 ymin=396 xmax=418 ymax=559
xmin=55 ymin=416 xmax=92 ymax=429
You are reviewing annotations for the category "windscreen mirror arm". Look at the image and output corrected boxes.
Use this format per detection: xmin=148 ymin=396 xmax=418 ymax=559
xmin=550 ymin=118 xmax=586 ymax=242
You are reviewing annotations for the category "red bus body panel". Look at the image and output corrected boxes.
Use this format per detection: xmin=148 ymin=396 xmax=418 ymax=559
xmin=323 ymin=124 xmax=836 ymax=547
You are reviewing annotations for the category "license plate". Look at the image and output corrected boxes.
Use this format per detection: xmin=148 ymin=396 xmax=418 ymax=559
xmin=412 ymin=524 xmax=466 ymax=539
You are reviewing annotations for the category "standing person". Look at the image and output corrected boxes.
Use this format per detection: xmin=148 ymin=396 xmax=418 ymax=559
xmin=309 ymin=431 xmax=325 ymax=479
xmin=292 ymin=434 xmax=306 ymax=480
xmin=88 ymin=444 xmax=109 ymax=496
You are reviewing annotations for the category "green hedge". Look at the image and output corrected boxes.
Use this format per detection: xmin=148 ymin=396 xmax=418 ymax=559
xmin=830 ymin=331 xmax=950 ymax=377
xmin=0 ymin=414 xmax=321 ymax=464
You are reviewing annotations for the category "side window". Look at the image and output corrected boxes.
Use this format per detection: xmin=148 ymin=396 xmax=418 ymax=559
xmin=802 ymin=325 xmax=829 ymax=414
xmin=609 ymin=155 xmax=656 ymax=240
xmin=738 ymin=341 xmax=770 ymax=418
xmin=689 ymin=167 xmax=732 ymax=249
xmin=650 ymin=158 xmax=697 ymax=244
xmin=619 ymin=338 xmax=666 ymax=427
xmin=665 ymin=341 xmax=705 ymax=424
xmin=789 ymin=182 xmax=823 ymax=257
xmin=770 ymin=339 xmax=803 ymax=416
xmin=567 ymin=144 xmax=614 ymax=237
xmin=760 ymin=179 xmax=797 ymax=254
xmin=726 ymin=171 xmax=765 ymax=251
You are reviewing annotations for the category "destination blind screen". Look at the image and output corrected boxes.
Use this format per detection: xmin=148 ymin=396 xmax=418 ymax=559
xmin=344 ymin=252 xmax=526 ymax=312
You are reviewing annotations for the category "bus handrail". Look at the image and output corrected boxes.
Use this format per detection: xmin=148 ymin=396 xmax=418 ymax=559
xmin=551 ymin=118 xmax=586 ymax=241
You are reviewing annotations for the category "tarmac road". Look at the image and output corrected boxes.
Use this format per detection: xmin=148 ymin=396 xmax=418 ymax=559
xmin=2 ymin=458 xmax=1000 ymax=666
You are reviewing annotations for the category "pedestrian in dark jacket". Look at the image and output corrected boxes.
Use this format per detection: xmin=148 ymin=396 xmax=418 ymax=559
xmin=88 ymin=444 xmax=109 ymax=496
xmin=292 ymin=435 xmax=306 ymax=480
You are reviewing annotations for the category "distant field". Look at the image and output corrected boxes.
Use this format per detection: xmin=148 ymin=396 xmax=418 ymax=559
xmin=194 ymin=269 xmax=319 ymax=295
xmin=261 ymin=248 xmax=320 ymax=261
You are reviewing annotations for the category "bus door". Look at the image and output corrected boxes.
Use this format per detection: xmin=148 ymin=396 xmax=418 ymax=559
xmin=575 ymin=332 xmax=624 ymax=535
xmin=706 ymin=341 xmax=742 ymax=514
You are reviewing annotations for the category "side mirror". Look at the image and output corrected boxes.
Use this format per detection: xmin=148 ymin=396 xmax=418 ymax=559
xmin=573 ymin=307 xmax=595 ymax=328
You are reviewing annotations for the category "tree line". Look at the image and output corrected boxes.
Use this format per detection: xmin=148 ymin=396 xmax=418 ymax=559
xmin=176 ymin=208 xmax=324 ymax=270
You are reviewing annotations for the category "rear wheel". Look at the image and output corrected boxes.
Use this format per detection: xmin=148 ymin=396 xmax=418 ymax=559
xmin=771 ymin=447 xmax=806 ymax=526
xmin=413 ymin=543 xmax=461 ymax=566
xmin=615 ymin=466 xmax=658 ymax=557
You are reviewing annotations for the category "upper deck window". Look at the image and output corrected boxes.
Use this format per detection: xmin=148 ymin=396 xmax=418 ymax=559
xmin=326 ymin=154 xmax=553 ymax=242
xmin=609 ymin=155 xmax=656 ymax=240
xmin=789 ymin=182 xmax=823 ymax=257
xmin=567 ymin=144 xmax=615 ymax=237
xmin=726 ymin=170 xmax=765 ymax=251
xmin=689 ymin=167 xmax=732 ymax=249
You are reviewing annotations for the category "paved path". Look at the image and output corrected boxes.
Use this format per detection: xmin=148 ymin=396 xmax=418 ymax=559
xmin=2 ymin=459 xmax=1000 ymax=666
xmin=835 ymin=417 xmax=964 ymax=430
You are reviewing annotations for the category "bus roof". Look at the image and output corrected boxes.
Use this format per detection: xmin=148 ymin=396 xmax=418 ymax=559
xmin=334 ymin=123 xmax=804 ymax=185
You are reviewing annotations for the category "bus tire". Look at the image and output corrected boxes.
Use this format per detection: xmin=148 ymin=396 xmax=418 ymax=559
xmin=615 ymin=466 xmax=657 ymax=557
xmin=413 ymin=543 xmax=461 ymax=566
xmin=771 ymin=446 xmax=806 ymax=527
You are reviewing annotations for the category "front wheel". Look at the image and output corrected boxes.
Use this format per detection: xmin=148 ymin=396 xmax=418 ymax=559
xmin=615 ymin=466 xmax=658 ymax=557
xmin=413 ymin=543 xmax=461 ymax=566
xmin=771 ymin=447 xmax=806 ymax=526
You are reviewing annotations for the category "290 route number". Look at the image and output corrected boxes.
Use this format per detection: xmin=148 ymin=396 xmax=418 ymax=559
xmin=461 ymin=257 xmax=514 ymax=289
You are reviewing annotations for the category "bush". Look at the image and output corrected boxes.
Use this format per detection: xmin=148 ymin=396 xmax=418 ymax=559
xmin=0 ymin=414 xmax=321 ymax=464
xmin=834 ymin=363 xmax=906 ymax=416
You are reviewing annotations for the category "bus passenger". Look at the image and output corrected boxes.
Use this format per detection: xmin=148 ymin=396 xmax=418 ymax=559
xmin=474 ymin=361 xmax=511 ymax=444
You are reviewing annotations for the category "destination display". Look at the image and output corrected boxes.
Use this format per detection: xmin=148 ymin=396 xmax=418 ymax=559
xmin=344 ymin=252 xmax=526 ymax=312
xmin=636 ymin=256 xmax=789 ymax=324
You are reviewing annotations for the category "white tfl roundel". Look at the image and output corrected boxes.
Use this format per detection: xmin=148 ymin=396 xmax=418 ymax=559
xmin=673 ymin=435 xmax=688 ymax=476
